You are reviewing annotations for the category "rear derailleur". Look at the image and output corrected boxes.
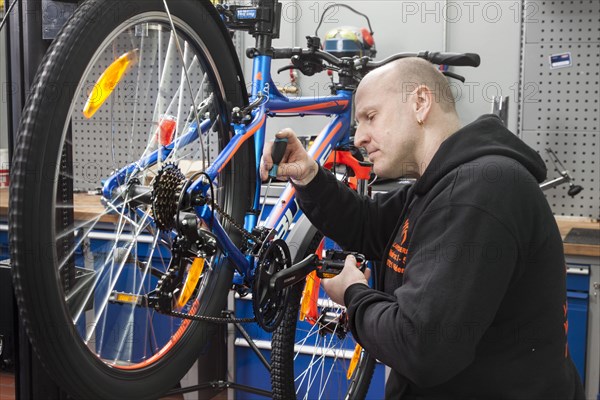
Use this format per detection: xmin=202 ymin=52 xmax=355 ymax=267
xmin=146 ymin=217 xmax=218 ymax=314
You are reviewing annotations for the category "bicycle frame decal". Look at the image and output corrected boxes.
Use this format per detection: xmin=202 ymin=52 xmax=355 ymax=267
xmin=268 ymin=95 xmax=350 ymax=115
xmin=265 ymin=117 xmax=348 ymax=237
xmin=209 ymin=114 xmax=266 ymax=175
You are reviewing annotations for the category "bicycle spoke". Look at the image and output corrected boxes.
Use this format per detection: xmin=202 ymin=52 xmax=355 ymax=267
xmin=162 ymin=0 xmax=206 ymax=169
xmin=83 ymin=208 xmax=152 ymax=344
xmin=288 ymin=291 xmax=359 ymax=400
xmin=72 ymin=203 xmax=131 ymax=326
xmin=112 ymin=227 xmax=161 ymax=363
xmin=317 ymin=324 xmax=343 ymax=399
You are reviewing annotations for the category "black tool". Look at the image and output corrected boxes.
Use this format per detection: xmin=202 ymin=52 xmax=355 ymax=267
xmin=258 ymin=137 xmax=289 ymax=223
xmin=268 ymin=137 xmax=288 ymax=178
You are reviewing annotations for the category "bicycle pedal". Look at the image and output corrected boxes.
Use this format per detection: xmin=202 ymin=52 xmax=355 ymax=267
xmin=317 ymin=250 xmax=365 ymax=279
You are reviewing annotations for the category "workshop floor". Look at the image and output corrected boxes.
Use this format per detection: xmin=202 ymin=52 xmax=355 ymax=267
xmin=0 ymin=372 xmax=15 ymax=400
xmin=0 ymin=371 xmax=217 ymax=400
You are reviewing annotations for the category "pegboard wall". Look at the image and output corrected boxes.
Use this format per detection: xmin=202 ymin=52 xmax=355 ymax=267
xmin=70 ymin=23 xmax=220 ymax=190
xmin=519 ymin=0 xmax=600 ymax=218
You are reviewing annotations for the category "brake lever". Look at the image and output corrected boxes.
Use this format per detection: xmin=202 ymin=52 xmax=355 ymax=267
xmin=290 ymin=54 xmax=324 ymax=77
xmin=277 ymin=64 xmax=298 ymax=74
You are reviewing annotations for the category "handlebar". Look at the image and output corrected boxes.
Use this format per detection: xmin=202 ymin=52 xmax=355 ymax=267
xmin=268 ymin=47 xmax=480 ymax=71
xmin=270 ymin=47 xmax=342 ymax=66
xmin=420 ymin=51 xmax=481 ymax=67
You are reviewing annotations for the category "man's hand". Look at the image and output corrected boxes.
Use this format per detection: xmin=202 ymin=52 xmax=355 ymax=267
xmin=321 ymin=255 xmax=370 ymax=306
xmin=260 ymin=128 xmax=319 ymax=186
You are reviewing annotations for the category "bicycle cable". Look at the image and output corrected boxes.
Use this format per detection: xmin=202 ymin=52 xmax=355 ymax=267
xmin=368 ymin=173 xmax=379 ymax=187
xmin=172 ymin=166 xmax=261 ymax=243
xmin=314 ymin=3 xmax=374 ymax=38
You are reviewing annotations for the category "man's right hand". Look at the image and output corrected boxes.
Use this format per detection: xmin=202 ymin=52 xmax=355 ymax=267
xmin=260 ymin=128 xmax=319 ymax=186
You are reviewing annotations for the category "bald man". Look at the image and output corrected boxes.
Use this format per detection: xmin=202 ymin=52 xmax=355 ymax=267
xmin=261 ymin=58 xmax=584 ymax=399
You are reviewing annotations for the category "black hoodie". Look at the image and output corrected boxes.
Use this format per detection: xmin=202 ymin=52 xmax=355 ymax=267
xmin=295 ymin=115 xmax=585 ymax=399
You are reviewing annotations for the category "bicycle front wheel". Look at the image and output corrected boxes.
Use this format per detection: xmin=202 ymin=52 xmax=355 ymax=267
xmin=272 ymin=225 xmax=376 ymax=400
xmin=10 ymin=0 xmax=252 ymax=398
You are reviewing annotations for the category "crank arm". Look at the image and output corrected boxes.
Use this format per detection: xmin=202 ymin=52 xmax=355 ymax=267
xmin=269 ymin=254 xmax=319 ymax=292
xmin=269 ymin=250 xmax=367 ymax=291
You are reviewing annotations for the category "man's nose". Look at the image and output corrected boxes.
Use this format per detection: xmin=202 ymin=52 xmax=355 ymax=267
xmin=354 ymin=125 xmax=369 ymax=148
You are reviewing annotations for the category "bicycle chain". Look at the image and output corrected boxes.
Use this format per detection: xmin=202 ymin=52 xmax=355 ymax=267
xmin=153 ymin=163 xmax=260 ymax=244
xmin=210 ymin=200 xmax=262 ymax=244
xmin=152 ymin=166 xmax=262 ymax=324
xmin=163 ymin=195 xmax=260 ymax=325
xmin=166 ymin=200 xmax=282 ymax=325
xmin=168 ymin=310 xmax=256 ymax=324
xmin=156 ymin=260 xmax=257 ymax=324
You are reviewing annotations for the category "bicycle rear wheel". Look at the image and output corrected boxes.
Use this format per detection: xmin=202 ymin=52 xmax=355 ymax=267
xmin=272 ymin=222 xmax=376 ymax=400
xmin=10 ymin=0 xmax=252 ymax=398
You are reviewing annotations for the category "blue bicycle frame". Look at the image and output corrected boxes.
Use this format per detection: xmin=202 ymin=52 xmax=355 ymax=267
xmin=102 ymin=53 xmax=354 ymax=284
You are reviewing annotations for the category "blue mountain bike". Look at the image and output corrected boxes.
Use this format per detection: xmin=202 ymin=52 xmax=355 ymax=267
xmin=9 ymin=0 xmax=479 ymax=398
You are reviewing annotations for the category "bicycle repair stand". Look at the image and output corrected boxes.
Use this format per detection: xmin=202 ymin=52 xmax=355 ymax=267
xmin=161 ymin=309 xmax=273 ymax=399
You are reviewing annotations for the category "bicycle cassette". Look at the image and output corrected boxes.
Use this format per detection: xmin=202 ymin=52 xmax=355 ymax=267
xmin=152 ymin=163 xmax=186 ymax=231
xmin=252 ymin=239 xmax=292 ymax=332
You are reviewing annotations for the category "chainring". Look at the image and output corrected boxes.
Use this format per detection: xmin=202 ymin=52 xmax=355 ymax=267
xmin=252 ymin=239 xmax=292 ymax=332
xmin=152 ymin=163 xmax=186 ymax=231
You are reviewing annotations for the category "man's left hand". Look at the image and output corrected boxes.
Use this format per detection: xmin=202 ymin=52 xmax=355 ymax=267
xmin=321 ymin=255 xmax=371 ymax=306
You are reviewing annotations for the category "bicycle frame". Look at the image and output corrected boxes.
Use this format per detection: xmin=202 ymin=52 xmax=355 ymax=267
xmin=101 ymin=53 xmax=354 ymax=283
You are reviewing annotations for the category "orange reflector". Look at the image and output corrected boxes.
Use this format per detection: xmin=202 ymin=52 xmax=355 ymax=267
xmin=300 ymin=271 xmax=320 ymax=323
xmin=300 ymin=238 xmax=326 ymax=323
xmin=115 ymin=293 xmax=141 ymax=305
xmin=347 ymin=344 xmax=363 ymax=380
xmin=156 ymin=115 xmax=177 ymax=146
xmin=83 ymin=49 xmax=139 ymax=119
xmin=177 ymin=257 xmax=205 ymax=308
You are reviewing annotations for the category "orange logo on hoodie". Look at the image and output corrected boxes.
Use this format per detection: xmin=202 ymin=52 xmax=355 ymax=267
xmin=387 ymin=219 xmax=409 ymax=274
xmin=400 ymin=219 xmax=409 ymax=245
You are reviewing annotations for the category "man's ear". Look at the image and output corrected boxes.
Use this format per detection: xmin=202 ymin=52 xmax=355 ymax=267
xmin=413 ymin=85 xmax=433 ymax=123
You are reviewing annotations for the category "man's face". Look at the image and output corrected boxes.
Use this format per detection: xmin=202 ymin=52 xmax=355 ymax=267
xmin=354 ymin=73 xmax=421 ymax=179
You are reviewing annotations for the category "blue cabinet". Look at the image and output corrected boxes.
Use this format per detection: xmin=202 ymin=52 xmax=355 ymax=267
xmin=0 ymin=222 xmax=8 ymax=260
xmin=566 ymin=265 xmax=590 ymax=384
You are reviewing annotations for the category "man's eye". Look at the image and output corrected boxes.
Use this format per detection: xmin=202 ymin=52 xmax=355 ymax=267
xmin=368 ymin=114 xmax=375 ymax=121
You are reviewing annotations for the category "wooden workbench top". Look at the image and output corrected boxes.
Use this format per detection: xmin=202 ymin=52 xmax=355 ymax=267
xmin=555 ymin=217 xmax=600 ymax=258
xmin=1 ymin=188 xmax=598 ymax=257
xmin=0 ymin=187 xmax=117 ymax=223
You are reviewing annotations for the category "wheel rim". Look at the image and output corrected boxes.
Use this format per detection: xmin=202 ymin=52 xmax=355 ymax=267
xmin=49 ymin=12 xmax=230 ymax=370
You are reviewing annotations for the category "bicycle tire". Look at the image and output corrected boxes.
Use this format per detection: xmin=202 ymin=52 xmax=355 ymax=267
xmin=272 ymin=223 xmax=376 ymax=400
xmin=10 ymin=0 xmax=252 ymax=398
